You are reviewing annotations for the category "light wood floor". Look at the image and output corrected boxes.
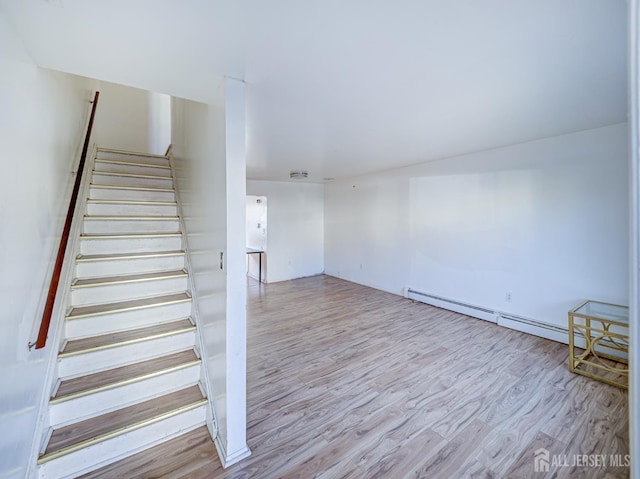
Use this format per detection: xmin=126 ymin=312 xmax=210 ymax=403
xmin=86 ymin=275 xmax=629 ymax=478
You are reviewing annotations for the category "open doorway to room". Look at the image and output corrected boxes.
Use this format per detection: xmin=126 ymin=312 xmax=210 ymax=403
xmin=246 ymin=195 xmax=267 ymax=283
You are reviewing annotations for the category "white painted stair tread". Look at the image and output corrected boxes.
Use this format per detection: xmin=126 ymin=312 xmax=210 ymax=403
xmin=89 ymin=184 xmax=176 ymax=202
xmin=76 ymin=250 xmax=185 ymax=262
xmin=93 ymin=170 xmax=172 ymax=180
xmin=80 ymin=232 xmax=181 ymax=239
xmin=60 ymin=318 xmax=195 ymax=357
xmin=92 ymin=174 xmax=173 ymax=190
xmin=86 ymin=199 xmax=177 ymax=206
xmin=53 ymin=349 xmax=200 ymax=401
xmin=72 ymin=269 xmax=187 ymax=288
xmin=90 ymin=183 xmax=174 ymax=192
xmin=66 ymin=291 xmax=191 ymax=319
xmin=93 ymin=162 xmax=173 ymax=179
xmin=83 ymin=215 xmax=179 ymax=221
xmin=41 ymin=386 xmax=206 ymax=461
xmin=82 ymin=218 xmax=180 ymax=235
xmin=95 ymin=158 xmax=171 ymax=170
xmin=92 ymin=174 xmax=174 ymax=191
xmin=97 ymin=147 xmax=169 ymax=159
xmin=86 ymin=200 xmax=179 ymax=217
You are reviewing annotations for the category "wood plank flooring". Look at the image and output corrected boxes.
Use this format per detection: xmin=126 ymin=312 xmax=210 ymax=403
xmin=84 ymin=274 xmax=629 ymax=478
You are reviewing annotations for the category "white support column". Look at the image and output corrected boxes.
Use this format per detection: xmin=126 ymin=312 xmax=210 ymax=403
xmin=221 ymin=76 xmax=250 ymax=466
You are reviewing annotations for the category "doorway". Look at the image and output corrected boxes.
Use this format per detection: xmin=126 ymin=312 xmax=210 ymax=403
xmin=246 ymin=195 xmax=267 ymax=282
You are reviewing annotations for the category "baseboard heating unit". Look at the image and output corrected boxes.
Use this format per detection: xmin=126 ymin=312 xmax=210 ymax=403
xmin=404 ymin=288 xmax=497 ymax=323
xmin=404 ymin=287 xmax=577 ymax=346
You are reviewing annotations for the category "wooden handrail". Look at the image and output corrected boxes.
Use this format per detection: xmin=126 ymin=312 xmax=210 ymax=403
xmin=32 ymin=91 xmax=100 ymax=350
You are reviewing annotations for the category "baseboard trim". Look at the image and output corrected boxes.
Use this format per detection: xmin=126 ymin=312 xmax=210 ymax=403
xmin=405 ymin=287 xmax=576 ymax=345
xmin=213 ymin=436 xmax=251 ymax=468
xmin=497 ymin=313 xmax=571 ymax=345
xmin=406 ymin=288 xmax=498 ymax=323
xmin=325 ymin=272 xmax=400 ymax=297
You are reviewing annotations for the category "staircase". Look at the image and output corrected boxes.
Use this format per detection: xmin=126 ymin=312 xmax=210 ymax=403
xmin=37 ymin=148 xmax=211 ymax=479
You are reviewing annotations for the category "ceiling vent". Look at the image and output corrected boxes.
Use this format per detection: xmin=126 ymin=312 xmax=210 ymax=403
xmin=289 ymin=170 xmax=308 ymax=179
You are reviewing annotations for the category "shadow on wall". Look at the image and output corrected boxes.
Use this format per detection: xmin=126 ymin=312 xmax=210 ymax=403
xmin=92 ymin=80 xmax=171 ymax=155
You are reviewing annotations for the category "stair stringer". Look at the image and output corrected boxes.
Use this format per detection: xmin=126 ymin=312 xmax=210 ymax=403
xmin=167 ymin=149 xmax=220 ymax=443
xmin=26 ymin=142 xmax=98 ymax=479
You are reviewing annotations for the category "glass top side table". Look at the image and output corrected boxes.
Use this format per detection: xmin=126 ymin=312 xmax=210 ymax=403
xmin=568 ymin=300 xmax=629 ymax=389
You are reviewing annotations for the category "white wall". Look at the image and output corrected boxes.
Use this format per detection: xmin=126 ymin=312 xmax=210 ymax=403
xmin=0 ymin=10 xmax=97 ymax=479
xmin=172 ymin=92 xmax=228 ymax=446
xmin=246 ymin=180 xmax=324 ymax=283
xmin=148 ymin=91 xmax=172 ymax=155
xmin=324 ymin=176 xmax=410 ymax=294
xmin=171 ymin=77 xmax=249 ymax=467
xmin=325 ymin=123 xmax=628 ymax=330
xmin=93 ymin=81 xmax=171 ymax=155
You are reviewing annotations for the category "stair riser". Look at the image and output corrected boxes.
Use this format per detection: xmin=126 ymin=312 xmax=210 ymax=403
xmin=65 ymin=301 xmax=192 ymax=339
xmin=94 ymin=161 xmax=172 ymax=177
xmin=80 ymin=235 xmax=182 ymax=255
xmin=75 ymin=255 xmax=185 ymax=277
xmin=86 ymin=203 xmax=178 ymax=216
xmin=71 ymin=276 xmax=188 ymax=306
xmin=41 ymin=403 xmax=206 ymax=479
xmin=96 ymin=151 xmax=170 ymax=167
xmin=92 ymin=173 xmax=173 ymax=189
xmin=57 ymin=331 xmax=197 ymax=380
xmin=83 ymin=219 xmax=180 ymax=234
xmin=89 ymin=187 xmax=175 ymax=202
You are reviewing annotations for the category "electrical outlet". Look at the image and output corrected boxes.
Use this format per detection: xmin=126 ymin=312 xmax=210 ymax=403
xmin=505 ymin=292 xmax=512 ymax=302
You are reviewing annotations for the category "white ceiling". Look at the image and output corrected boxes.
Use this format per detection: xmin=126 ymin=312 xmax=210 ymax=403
xmin=0 ymin=0 xmax=628 ymax=182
